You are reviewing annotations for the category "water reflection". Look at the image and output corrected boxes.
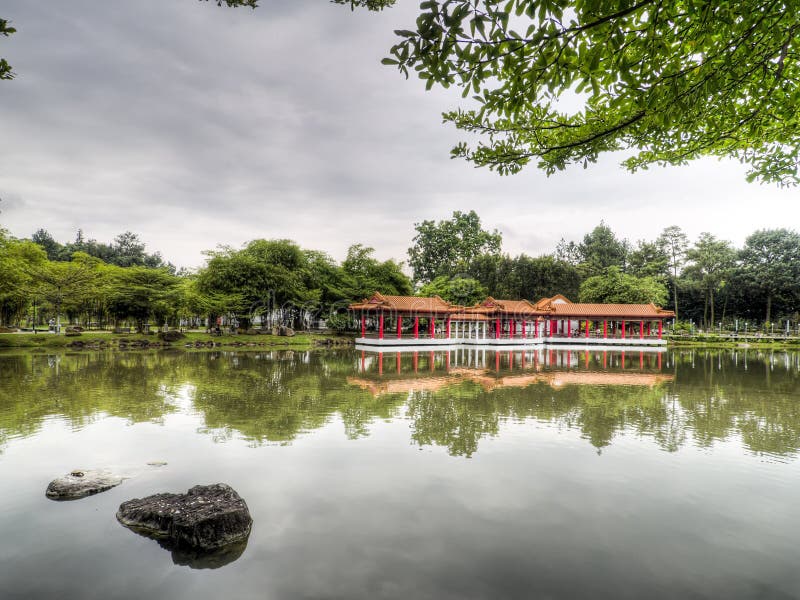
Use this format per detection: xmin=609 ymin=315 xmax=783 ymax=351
xmin=120 ymin=524 xmax=250 ymax=570
xmin=0 ymin=348 xmax=798 ymax=459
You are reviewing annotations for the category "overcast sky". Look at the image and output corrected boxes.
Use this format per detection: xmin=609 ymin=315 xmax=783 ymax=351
xmin=1 ymin=0 xmax=797 ymax=270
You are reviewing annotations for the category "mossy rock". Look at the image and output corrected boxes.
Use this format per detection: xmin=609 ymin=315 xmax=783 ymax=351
xmin=158 ymin=330 xmax=187 ymax=342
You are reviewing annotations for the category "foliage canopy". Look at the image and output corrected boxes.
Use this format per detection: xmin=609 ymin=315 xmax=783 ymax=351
xmin=383 ymin=0 xmax=800 ymax=185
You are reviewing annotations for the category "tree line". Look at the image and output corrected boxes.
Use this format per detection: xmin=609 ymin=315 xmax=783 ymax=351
xmin=0 ymin=215 xmax=798 ymax=333
xmin=407 ymin=212 xmax=800 ymax=331
xmin=0 ymin=228 xmax=410 ymax=332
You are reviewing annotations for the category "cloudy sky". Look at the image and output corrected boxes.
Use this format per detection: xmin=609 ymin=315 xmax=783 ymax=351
xmin=1 ymin=0 xmax=797 ymax=270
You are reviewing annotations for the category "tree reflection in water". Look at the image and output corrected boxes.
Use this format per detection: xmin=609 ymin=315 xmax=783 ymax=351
xmin=0 ymin=348 xmax=798 ymax=458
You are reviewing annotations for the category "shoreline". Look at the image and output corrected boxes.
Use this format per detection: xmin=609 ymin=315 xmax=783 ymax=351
xmin=0 ymin=331 xmax=356 ymax=352
xmin=1 ymin=332 xmax=798 ymax=353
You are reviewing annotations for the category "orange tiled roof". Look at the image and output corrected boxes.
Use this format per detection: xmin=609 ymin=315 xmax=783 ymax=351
xmin=449 ymin=312 xmax=490 ymax=321
xmin=348 ymin=292 xmax=452 ymax=313
xmin=465 ymin=297 xmax=543 ymax=316
xmin=550 ymin=303 xmax=676 ymax=318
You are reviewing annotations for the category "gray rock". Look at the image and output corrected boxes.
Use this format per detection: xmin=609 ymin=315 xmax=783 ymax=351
xmin=275 ymin=325 xmax=295 ymax=337
xmin=116 ymin=483 xmax=252 ymax=551
xmin=46 ymin=469 xmax=124 ymax=500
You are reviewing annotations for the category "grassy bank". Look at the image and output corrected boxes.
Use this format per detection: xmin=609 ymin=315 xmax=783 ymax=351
xmin=0 ymin=331 xmax=355 ymax=351
xmin=666 ymin=334 xmax=800 ymax=350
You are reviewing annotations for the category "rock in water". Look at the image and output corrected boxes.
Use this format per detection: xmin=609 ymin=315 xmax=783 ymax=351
xmin=116 ymin=484 xmax=252 ymax=552
xmin=46 ymin=469 xmax=124 ymax=500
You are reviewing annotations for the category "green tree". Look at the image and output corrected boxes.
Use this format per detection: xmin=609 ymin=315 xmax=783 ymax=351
xmin=576 ymin=222 xmax=628 ymax=277
xmin=656 ymin=226 xmax=690 ymax=320
xmin=383 ymin=0 xmax=800 ymax=186
xmin=738 ymin=229 xmax=800 ymax=324
xmin=196 ymin=239 xmax=310 ymax=326
xmin=0 ymin=236 xmax=47 ymax=326
xmin=104 ymin=265 xmax=180 ymax=331
xmin=418 ymin=275 xmax=487 ymax=305
xmin=30 ymin=229 xmax=65 ymax=261
xmin=579 ymin=266 xmax=668 ymax=305
xmin=25 ymin=252 xmax=102 ymax=332
xmin=341 ymin=244 xmax=412 ymax=299
xmin=408 ymin=210 xmax=502 ymax=283
xmin=684 ymin=233 xmax=736 ymax=329
xmin=628 ymin=240 xmax=668 ymax=280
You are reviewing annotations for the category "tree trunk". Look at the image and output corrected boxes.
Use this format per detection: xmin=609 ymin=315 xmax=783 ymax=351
xmin=673 ymin=280 xmax=679 ymax=320
xmin=766 ymin=293 xmax=772 ymax=325
xmin=709 ymin=287 xmax=715 ymax=330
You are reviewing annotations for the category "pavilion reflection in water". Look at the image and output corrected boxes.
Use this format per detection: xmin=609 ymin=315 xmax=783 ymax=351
xmin=349 ymin=347 xmax=672 ymax=396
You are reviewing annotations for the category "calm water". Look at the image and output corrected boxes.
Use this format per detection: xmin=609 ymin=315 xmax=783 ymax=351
xmin=1 ymin=347 xmax=799 ymax=599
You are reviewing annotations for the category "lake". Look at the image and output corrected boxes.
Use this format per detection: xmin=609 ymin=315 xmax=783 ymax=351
xmin=1 ymin=347 xmax=799 ymax=599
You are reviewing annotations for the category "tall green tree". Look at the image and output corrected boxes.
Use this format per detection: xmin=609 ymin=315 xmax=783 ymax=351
xmin=684 ymin=233 xmax=736 ymax=329
xmin=656 ymin=226 xmax=690 ymax=320
xmin=576 ymin=222 xmax=628 ymax=277
xmin=738 ymin=229 xmax=800 ymax=324
xmin=579 ymin=267 xmax=668 ymax=306
xmin=408 ymin=210 xmax=502 ymax=283
xmin=628 ymin=240 xmax=668 ymax=280
xmin=382 ymin=0 xmax=800 ymax=185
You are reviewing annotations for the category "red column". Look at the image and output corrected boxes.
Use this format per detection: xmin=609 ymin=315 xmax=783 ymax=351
xmin=378 ymin=352 xmax=383 ymax=374
xmin=647 ymin=322 xmax=651 ymax=336
xmin=622 ymin=320 xmax=626 ymax=339
xmin=413 ymin=351 xmax=418 ymax=372
xmin=495 ymin=351 xmax=500 ymax=371
xmin=414 ymin=317 xmax=419 ymax=339
xmin=603 ymin=351 xmax=607 ymax=369
xmin=396 ymin=353 xmax=401 ymax=373
xmin=379 ymin=313 xmax=384 ymax=339
xmin=430 ymin=351 xmax=435 ymax=370
xmin=639 ymin=320 xmax=644 ymax=339
xmin=430 ymin=317 xmax=435 ymax=339
xmin=567 ymin=319 xmax=571 ymax=338
xmin=549 ymin=319 xmax=554 ymax=337
xmin=397 ymin=315 xmax=402 ymax=339
xmin=585 ymin=320 xmax=590 ymax=338
xmin=446 ymin=317 xmax=451 ymax=339
xmin=658 ymin=320 xmax=663 ymax=339
xmin=509 ymin=319 xmax=514 ymax=339
xmin=603 ymin=320 xmax=607 ymax=338
xmin=533 ymin=320 xmax=538 ymax=338
xmin=658 ymin=353 xmax=662 ymax=369
xmin=522 ymin=320 xmax=526 ymax=338
xmin=361 ymin=312 xmax=366 ymax=337
xmin=495 ymin=319 xmax=501 ymax=339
